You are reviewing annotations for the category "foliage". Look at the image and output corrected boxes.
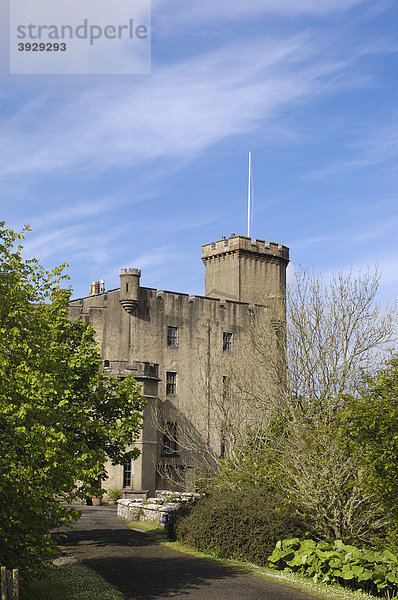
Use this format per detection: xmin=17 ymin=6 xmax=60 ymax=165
xmin=213 ymin=420 xmax=387 ymax=545
xmin=268 ymin=537 xmax=398 ymax=598
xmin=164 ymin=498 xmax=197 ymax=541
xmin=169 ymin=489 xmax=308 ymax=565
xmin=274 ymin=423 xmax=388 ymax=544
xmin=210 ymin=267 xmax=397 ymax=544
xmin=343 ymin=356 xmax=398 ymax=530
xmin=212 ymin=424 xmax=283 ymax=492
xmin=106 ymin=489 xmax=123 ymax=501
xmin=0 ymin=222 xmax=146 ymax=578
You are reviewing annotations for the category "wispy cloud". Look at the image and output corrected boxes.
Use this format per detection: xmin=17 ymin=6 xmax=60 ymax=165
xmin=0 ymin=33 xmax=373 ymax=184
xmin=21 ymin=225 xmax=85 ymax=261
xmin=351 ymin=217 xmax=398 ymax=243
xmin=290 ymin=233 xmax=344 ymax=250
xmin=301 ymin=115 xmax=398 ymax=180
xmin=154 ymin=0 xmax=371 ymax=31
xmin=101 ymin=245 xmax=183 ymax=289
xmin=21 ymin=218 xmax=129 ymax=265
xmin=27 ymin=198 xmax=115 ymax=231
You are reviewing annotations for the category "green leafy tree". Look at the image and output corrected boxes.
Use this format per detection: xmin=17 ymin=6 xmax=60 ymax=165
xmin=0 ymin=222 xmax=146 ymax=578
xmin=344 ymin=356 xmax=398 ymax=528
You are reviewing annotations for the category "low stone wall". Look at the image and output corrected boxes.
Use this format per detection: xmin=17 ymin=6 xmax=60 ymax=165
xmin=117 ymin=491 xmax=200 ymax=525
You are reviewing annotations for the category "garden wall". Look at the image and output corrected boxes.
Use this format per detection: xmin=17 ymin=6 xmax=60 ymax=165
xmin=117 ymin=490 xmax=199 ymax=525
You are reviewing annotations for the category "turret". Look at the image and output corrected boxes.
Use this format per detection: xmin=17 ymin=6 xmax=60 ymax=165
xmin=119 ymin=268 xmax=141 ymax=314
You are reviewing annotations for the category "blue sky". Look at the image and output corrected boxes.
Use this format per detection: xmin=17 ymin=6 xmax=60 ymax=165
xmin=1 ymin=0 xmax=398 ymax=302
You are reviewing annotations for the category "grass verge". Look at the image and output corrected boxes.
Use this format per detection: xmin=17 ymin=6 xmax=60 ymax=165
xmin=128 ymin=521 xmax=379 ymax=600
xmin=27 ymin=563 xmax=125 ymax=600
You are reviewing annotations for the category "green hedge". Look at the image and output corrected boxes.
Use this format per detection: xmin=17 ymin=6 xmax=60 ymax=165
xmin=268 ymin=538 xmax=398 ymax=597
xmin=169 ymin=489 xmax=307 ymax=565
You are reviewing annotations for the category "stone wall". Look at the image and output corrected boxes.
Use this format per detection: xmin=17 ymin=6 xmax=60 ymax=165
xmin=117 ymin=491 xmax=200 ymax=525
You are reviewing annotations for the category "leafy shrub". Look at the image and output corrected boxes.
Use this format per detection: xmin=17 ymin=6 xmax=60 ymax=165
xmin=106 ymin=489 xmax=122 ymax=501
xmin=169 ymin=489 xmax=307 ymax=565
xmin=268 ymin=537 xmax=398 ymax=597
xmin=165 ymin=499 xmax=196 ymax=541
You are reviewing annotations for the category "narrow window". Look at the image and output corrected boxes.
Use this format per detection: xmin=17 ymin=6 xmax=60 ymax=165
xmin=163 ymin=421 xmax=177 ymax=454
xmin=167 ymin=326 xmax=179 ymax=347
xmin=166 ymin=371 xmax=177 ymax=395
xmin=123 ymin=461 xmax=132 ymax=488
xmin=222 ymin=375 xmax=230 ymax=401
xmin=223 ymin=332 xmax=233 ymax=352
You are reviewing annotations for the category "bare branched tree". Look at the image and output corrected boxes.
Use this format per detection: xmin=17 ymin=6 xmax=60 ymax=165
xmin=213 ymin=266 xmax=397 ymax=541
xmin=230 ymin=267 xmax=396 ymax=420
xmin=151 ymin=398 xmax=218 ymax=491
xmin=286 ymin=267 xmax=397 ymax=418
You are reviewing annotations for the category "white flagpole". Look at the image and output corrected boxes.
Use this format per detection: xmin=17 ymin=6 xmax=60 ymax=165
xmin=247 ymin=150 xmax=252 ymax=237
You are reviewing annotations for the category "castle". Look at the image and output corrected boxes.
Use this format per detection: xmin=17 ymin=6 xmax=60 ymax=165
xmin=68 ymin=234 xmax=289 ymax=496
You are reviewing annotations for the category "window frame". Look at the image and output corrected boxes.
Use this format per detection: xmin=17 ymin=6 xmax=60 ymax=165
xmin=222 ymin=331 xmax=233 ymax=352
xmin=123 ymin=461 xmax=132 ymax=488
xmin=167 ymin=326 xmax=179 ymax=348
xmin=162 ymin=421 xmax=178 ymax=455
xmin=165 ymin=371 xmax=177 ymax=396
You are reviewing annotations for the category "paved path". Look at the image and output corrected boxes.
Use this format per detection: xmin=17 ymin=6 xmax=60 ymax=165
xmin=59 ymin=506 xmax=321 ymax=600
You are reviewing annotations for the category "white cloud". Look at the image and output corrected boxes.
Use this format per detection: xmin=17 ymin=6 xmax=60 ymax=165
xmin=27 ymin=198 xmax=115 ymax=231
xmin=351 ymin=217 xmax=398 ymax=243
xmin=128 ymin=246 xmax=179 ymax=270
xmin=0 ymin=33 xmax=370 ymax=184
xmin=379 ymin=258 xmax=398 ymax=286
xmin=153 ymin=0 xmax=370 ymax=31
xmin=21 ymin=224 xmax=85 ymax=260
xmin=286 ymin=261 xmax=296 ymax=285
xmin=301 ymin=116 xmax=398 ymax=180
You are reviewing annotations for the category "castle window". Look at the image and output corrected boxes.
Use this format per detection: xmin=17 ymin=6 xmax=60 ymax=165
xmin=123 ymin=461 xmax=132 ymax=488
xmin=167 ymin=326 xmax=179 ymax=347
xmin=220 ymin=429 xmax=227 ymax=459
xmin=223 ymin=332 xmax=233 ymax=352
xmin=163 ymin=421 xmax=177 ymax=454
xmin=166 ymin=371 xmax=177 ymax=395
xmin=222 ymin=375 xmax=230 ymax=400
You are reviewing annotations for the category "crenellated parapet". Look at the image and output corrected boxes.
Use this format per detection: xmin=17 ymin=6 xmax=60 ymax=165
xmin=202 ymin=235 xmax=289 ymax=262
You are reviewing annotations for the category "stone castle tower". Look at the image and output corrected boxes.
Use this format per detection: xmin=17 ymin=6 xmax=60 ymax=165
xmin=69 ymin=233 xmax=290 ymax=495
xmin=202 ymin=235 xmax=289 ymax=304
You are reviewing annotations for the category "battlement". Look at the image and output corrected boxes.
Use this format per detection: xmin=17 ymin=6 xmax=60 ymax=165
xmin=202 ymin=235 xmax=289 ymax=261
xmin=120 ymin=268 xmax=141 ymax=276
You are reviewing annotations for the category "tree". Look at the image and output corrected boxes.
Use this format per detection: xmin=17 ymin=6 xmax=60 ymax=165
xmin=213 ymin=266 xmax=397 ymax=542
xmin=231 ymin=267 xmax=396 ymax=420
xmin=0 ymin=222 xmax=146 ymax=578
xmin=286 ymin=267 xmax=396 ymax=418
xmin=343 ymin=356 xmax=398 ymax=528
xmin=272 ymin=423 xmax=388 ymax=543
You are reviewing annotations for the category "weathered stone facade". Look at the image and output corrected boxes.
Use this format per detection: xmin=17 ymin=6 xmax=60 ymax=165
xmin=68 ymin=234 xmax=289 ymax=495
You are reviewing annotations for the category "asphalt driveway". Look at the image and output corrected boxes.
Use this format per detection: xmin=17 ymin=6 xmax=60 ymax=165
xmin=58 ymin=506 xmax=321 ymax=600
